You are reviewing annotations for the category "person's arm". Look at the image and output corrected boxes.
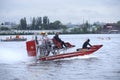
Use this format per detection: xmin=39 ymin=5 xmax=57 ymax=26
xmin=88 ymin=43 xmax=92 ymax=47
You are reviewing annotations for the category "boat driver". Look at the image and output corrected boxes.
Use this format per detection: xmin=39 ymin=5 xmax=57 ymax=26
xmin=82 ymin=39 xmax=92 ymax=49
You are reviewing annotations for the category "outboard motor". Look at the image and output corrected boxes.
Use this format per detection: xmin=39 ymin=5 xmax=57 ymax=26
xmin=26 ymin=40 xmax=36 ymax=56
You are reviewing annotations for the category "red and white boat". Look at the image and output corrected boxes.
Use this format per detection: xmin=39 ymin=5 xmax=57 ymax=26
xmin=38 ymin=45 xmax=103 ymax=61
xmin=26 ymin=35 xmax=103 ymax=61
xmin=1 ymin=35 xmax=27 ymax=42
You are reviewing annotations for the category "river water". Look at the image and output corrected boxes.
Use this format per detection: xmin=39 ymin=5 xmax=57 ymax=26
xmin=0 ymin=34 xmax=120 ymax=80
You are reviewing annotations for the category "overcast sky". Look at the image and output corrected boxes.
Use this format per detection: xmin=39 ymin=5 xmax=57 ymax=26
xmin=0 ymin=0 xmax=120 ymax=24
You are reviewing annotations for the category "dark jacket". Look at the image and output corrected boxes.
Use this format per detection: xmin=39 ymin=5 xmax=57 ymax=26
xmin=53 ymin=34 xmax=67 ymax=48
xmin=53 ymin=34 xmax=62 ymax=42
xmin=82 ymin=41 xmax=92 ymax=49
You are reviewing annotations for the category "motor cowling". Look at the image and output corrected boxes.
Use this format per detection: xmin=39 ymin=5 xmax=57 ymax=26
xmin=26 ymin=40 xmax=36 ymax=56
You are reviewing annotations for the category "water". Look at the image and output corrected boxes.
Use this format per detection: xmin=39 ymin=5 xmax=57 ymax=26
xmin=0 ymin=34 xmax=120 ymax=80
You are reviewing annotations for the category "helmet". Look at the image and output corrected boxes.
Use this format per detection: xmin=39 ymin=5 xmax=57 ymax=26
xmin=40 ymin=31 xmax=47 ymax=36
xmin=40 ymin=31 xmax=46 ymax=35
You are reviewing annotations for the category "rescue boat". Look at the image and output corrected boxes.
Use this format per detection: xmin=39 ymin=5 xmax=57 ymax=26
xmin=39 ymin=45 xmax=103 ymax=61
xmin=26 ymin=37 xmax=103 ymax=61
xmin=1 ymin=35 xmax=27 ymax=42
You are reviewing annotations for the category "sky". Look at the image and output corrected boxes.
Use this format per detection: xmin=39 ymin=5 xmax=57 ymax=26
xmin=0 ymin=0 xmax=120 ymax=24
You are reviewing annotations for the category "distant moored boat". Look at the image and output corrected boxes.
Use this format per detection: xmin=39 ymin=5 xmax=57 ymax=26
xmin=1 ymin=35 xmax=27 ymax=42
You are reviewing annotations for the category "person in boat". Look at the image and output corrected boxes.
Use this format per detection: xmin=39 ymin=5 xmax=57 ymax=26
xmin=82 ymin=39 xmax=92 ymax=49
xmin=53 ymin=32 xmax=67 ymax=48
xmin=35 ymin=32 xmax=50 ymax=45
xmin=41 ymin=32 xmax=49 ymax=41
xmin=35 ymin=32 xmax=51 ymax=57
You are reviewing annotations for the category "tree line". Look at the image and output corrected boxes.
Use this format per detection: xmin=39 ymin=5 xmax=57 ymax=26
xmin=18 ymin=16 xmax=66 ymax=30
xmin=0 ymin=16 xmax=120 ymax=34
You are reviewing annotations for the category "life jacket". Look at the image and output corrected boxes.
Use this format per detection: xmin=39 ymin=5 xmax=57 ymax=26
xmin=52 ymin=38 xmax=62 ymax=49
